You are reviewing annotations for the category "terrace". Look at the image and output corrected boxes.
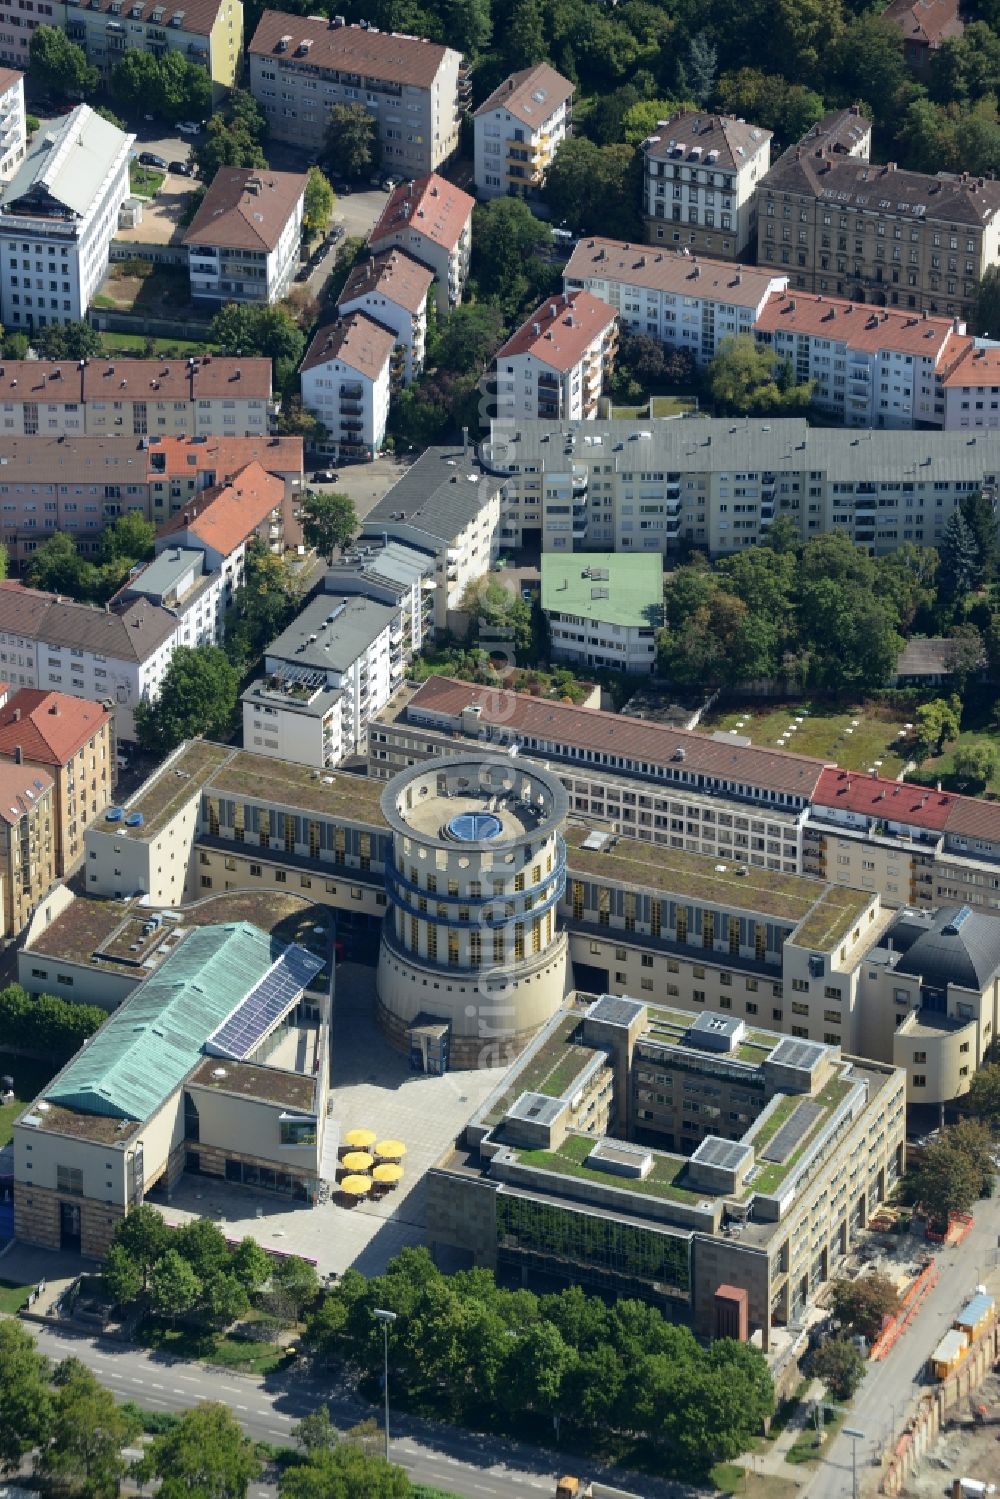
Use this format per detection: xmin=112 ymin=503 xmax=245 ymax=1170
xmin=207 ymin=753 xmax=387 ymax=824
xmin=513 ymin=1130 xmax=702 ymax=1204
xmin=122 ymin=741 xmax=235 ymax=838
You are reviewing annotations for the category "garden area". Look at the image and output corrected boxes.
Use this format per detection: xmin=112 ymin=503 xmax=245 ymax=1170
xmin=698 ymin=699 xmax=916 ymax=777
xmin=93 ymin=260 xmax=203 ymax=320
xmin=128 ymin=162 xmax=164 ymax=198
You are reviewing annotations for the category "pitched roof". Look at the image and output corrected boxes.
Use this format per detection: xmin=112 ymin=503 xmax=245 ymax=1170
xmin=944 ymin=795 xmax=1000 ymax=841
xmin=362 ymin=447 xmax=502 ymax=549
xmin=248 ymin=10 xmax=456 ymax=87
xmin=406 ymin=675 xmax=827 ymax=799
xmin=0 ymin=580 xmax=60 ymax=636
xmin=0 ymin=67 xmax=23 ymax=97
xmin=0 ymin=356 xmax=272 ymax=405
xmin=761 ymin=152 xmax=1000 ymax=226
xmin=45 ymin=597 xmax=179 ymax=661
xmin=756 ymin=288 xmax=961 ymax=359
xmin=0 ymin=761 xmax=52 ymax=825
xmin=2 ymin=104 xmax=133 ymax=220
xmin=895 ymin=637 xmax=973 ymax=676
xmin=59 ymin=0 xmax=224 ymax=36
xmin=895 ymin=905 xmax=1000 ymax=992
xmin=337 ymin=248 xmax=434 ymax=317
xmin=643 ymin=111 xmax=772 ymax=167
xmin=497 ymin=289 xmax=617 ymax=371
xmin=0 ymin=690 xmax=110 ymax=767
xmin=147 ymin=434 xmax=303 ymax=479
xmin=883 ymin=0 xmax=963 ymax=47
xmin=566 ymin=237 xmax=785 ymax=309
xmin=157 ymin=460 xmax=284 ymax=556
xmin=369 ymin=173 xmax=474 ymax=253
xmin=183 ymin=167 xmax=307 ymax=252
xmin=473 ymin=63 xmax=573 ymax=127
xmin=812 ymin=766 xmax=957 ymax=829
xmin=299 ymin=312 xmax=397 ymax=380
xmin=937 ymin=339 xmax=1000 ymax=389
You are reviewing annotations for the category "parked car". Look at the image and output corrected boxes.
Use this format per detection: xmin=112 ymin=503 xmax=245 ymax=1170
xmin=169 ymin=160 xmax=193 ymax=177
xmin=380 ymin=174 xmax=401 ymax=191
xmin=314 ymin=470 xmax=336 ymax=483
xmin=138 ymin=151 xmax=167 ymax=169
xmin=177 ymin=120 xmax=202 ymax=135
xmin=329 ymin=223 xmax=345 ymax=244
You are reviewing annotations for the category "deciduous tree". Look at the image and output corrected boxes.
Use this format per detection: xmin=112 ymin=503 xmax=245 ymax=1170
xmin=303 ymin=166 xmax=335 ymax=237
xmin=111 ymin=1204 xmax=170 ymax=1291
xmin=134 ymin=1402 xmax=261 ymax=1499
xmin=40 ymin=1358 xmax=140 ymax=1499
xmin=323 ymin=104 xmax=380 ymax=181
xmin=301 ymin=492 xmax=359 ymax=561
xmin=0 ymin=1321 xmax=52 ymax=1474
xmin=812 ymin=1338 xmax=866 ymax=1399
xmin=149 ymin=1250 xmax=201 ymax=1326
xmin=29 ymin=25 xmax=98 ymax=97
xmin=831 ymin=1273 xmax=898 ymax=1341
xmin=136 ymin=646 xmax=239 ymax=751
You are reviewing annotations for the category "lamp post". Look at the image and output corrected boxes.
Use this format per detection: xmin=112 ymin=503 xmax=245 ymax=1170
xmin=373 ymin=1308 xmax=397 ymax=1463
xmin=844 ymin=1426 xmax=866 ymax=1499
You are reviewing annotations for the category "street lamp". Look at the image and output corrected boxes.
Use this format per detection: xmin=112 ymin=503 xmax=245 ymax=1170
xmin=844 ymin=1426 xmax=866 ymax=1499
xmin=373 ymin=1308 xmax=397 ymax=1463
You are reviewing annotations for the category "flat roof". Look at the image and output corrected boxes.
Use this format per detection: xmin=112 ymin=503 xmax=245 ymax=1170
xmin=265 ymin=592 xmax=398 ymax=673
xmin=187 ymin=1055 xmax=316 ymax=1111
xmin=541 ymin=553 xmax=662 ymax=629
xmin=120 ymin=741 xmax=234 ymax=838
xmin=206 ymin=751 xmax=386 ymax=823
xmin=792 ymin=885 xmax=874 ymax=950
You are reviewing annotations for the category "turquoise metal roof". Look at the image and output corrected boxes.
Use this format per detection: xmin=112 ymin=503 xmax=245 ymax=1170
xmin=46 ymin=923 xmax=277 ymax=1121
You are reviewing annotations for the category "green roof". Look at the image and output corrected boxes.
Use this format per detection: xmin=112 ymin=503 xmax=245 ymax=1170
xmin=46 ymin=923 xmax=276 ymax=1121
xmin=541 ymin=553 xmax=663 ymax=629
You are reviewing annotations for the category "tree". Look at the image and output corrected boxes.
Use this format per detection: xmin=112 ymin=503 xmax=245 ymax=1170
xmin=543 ymin=137 xmax=642 ymax=238
xmin=441 ymin=0 xmax=491 ymax=57
xmin=953 ymin=741 xmax=996 ymax=790
xmin=279 ymin=1446 xmax=412 ymax=1499
xmin=965 ymin=1061 xmax=1000 ymax=1123
xmin=40 ymin=1358 xmax=140 ymax=1499
xmin=973 ymin=266 xmax=1000 ymax=338
xmin=101 ymin=1243 xmax=143 ymax=1307
xmin=26 ymin=532 xmax=94 ymax=598
xmin=136 ymin=645 xmax=239 ymax=751
xmin=831 ymin=1273 xmax=897 ymax=1341
xmin=194 ymin=117 xmax=267 ymax=181
xmin=28 ymin=25 xmax=98 ymax=97
xmin=173 ymin=1217 xmax=232 ymax=1281
xmin=134 ymin=1403 xmax=261 ymax=1499
xmin=301 ymin=491 xmax=358 ymax=561
xmin=303 ymin=166 xmax=335 ymax=238
xmin=202 ymin=1272 xmax=250 ymax=1328
xmin=959 ymin=490 xmax=998 ymax=585
xmin=471 ymin=198 xmax=552 ymax=315
xmin=915 ymin=1132 xmax=985 ymax=1229
xmin=505 ymin=0 xmax=546 ymax=69
xmin=111 ymin=1204 xmax=170 ymax=1291
xmin=323 ymin=104 xmax=379 ymax=181
xmin=0 ymin=1320 xmax=52 ymax=1474
xmin=685 ymin=33 xmax=717 ymax=104
xmin=231 ymin=1237 xmax=272 ymax=1294
xmin=708 ymin=335 xmax=812 ymax=415
xmin=271 ymin=1255 xmax=322 ymax=1321
xmin=101 ymin=512 xmax=156 ymax=564
xmin=914 ymin=695 xmax=961 ymax=756
xmin=36 ymin=320 xmax=104 ymax=360
xmin=293 ymin=1405 xmax=338 ymax=1454
xmin=209 ymin=303 xmax=305 ymax=393
xmin=432 ymin=301 xmax=505 ymax=374
xmin=812 ymin=1338 xmax=866 ymax=1400
xmin=150 ymin=1249 xmax=201 ymax=1325
xmin=939 ymin=509 xmax=979 ymax=603
xmin=826 ymin=16 xmax=906 ymax=111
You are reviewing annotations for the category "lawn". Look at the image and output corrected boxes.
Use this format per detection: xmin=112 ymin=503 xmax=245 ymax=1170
xmin=914 ymin=727 xmax=1000 ymax=795
xmin=129 ymin=163 xmax=164 ymax=197
xmin=138 ymin=1314 xmax=296 ymax=1376
xmin=784 ymin=1404 xmax=846 ymax=1465
xmin=712 ymin=1462 xmax=800 ymax=1498
xmin=99 ymin=332 xmax=218 ymax=357
xmin=0 ymin=1050 xmax=60 ymax=1146
xmin=0 ymin=1278 xmax=33 ymax=1313
xmin=699 ymin=699 xmax=913 ymax=777
xmin=612 ymin=394 xmax=697 ymax=419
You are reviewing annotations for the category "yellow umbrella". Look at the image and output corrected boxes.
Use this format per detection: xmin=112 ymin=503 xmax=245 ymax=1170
xmin=374 ymin=1139 xmax=407 ymax=1159
xmin=341 ymin=1174 xmax=373 ymax=1196
xmin=344 ymin=1128 xmax=376 ymax=1149
xmin=341 ymin=1151 xmax=374 ymax=1173
xmin=373 ymin=1162 xmax=404 ymax=1184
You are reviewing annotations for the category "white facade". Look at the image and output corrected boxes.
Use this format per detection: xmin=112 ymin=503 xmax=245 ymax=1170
xmin=241 ymin=679 xmax=345 ymax=768
xmin=368 ymin=175 xmax=474 ymax=313
xmin=473 ymin=63 xmax=572 ymax=201
xmin=495 ymin=290 xmax=617 ymax=423
xmin=939 ymin=341 xmax=1000 ymax=431
xmin=336 ymin=251 xmax=432 ymax=387
xmin=299 ymin=314 xmax=394 ymax=463
xmin=0 ymin=69 xmax=25 ymax=182
xmin=122 ymin=547 xmax=228 ymax=650
xmin=643 ymin=113 xmax=772 ymax=259
xmin=0 ymin=104 xmax=133 ymax=331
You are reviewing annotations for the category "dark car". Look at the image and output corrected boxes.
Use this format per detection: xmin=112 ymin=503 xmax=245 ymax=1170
xmin=329 ymin=223 xmax=345 ymax=245
xmin=138 ymin=151 xmax=167 ymax=169
xmin=168 ymin=160 xmax=193 ymax=177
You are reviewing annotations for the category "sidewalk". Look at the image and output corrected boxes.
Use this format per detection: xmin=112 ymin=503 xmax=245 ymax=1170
xmin=733 ymin=1379 xmax=823 ymax=1484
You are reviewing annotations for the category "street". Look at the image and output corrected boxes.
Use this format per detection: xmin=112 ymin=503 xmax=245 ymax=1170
xmin=805 ymin=1201 xmax=1000 ymax=1499
xmin=24 ymin=1321 xmax=687 ymax=1499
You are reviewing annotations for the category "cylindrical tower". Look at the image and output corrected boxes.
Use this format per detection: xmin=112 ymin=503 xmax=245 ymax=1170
xmin=376 ymin=754 xmax=569 ymax=1068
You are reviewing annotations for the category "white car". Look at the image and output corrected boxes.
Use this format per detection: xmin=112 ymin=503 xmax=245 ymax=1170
xmin=177 ymin=121 xmax=202 ymax=136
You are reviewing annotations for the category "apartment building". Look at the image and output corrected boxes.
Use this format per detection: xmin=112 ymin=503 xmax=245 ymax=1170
xmin=541 ymin=552 xmax=662 ymax=673
xmin=0 ymin=580 xmax=180 ymax=739
xmin=299 ymin=314 xmax=394 ymax=464
xmin=0 ymin=105 xmax=133 ymax=331
xmin=481 ymin=414 xmax=997 ymax=555
xmin=0 ymin=69 xmax=25 ymax=181
xmin=337 ymin=249 xmax=433 ymax=386
xmin=643 ymin=112 xmax=772 ymax=259
xmin=0 ymin=759 xmax=54 ymax=935
xmin=754 ymin=290 xmax=965 ymax=429
xmin=564 ymin=237 xmax=787 ymax=366
xmin=359 ymin=447 xmax=502 ymax=631
xmin=0 ymin=356 xmax=273 ymax=438
xmin=144 ymin=434 xmax=304 ymax=532
xmin=0 ymin=3 xmax=52 ymax=71
xmin=429 ymin=997 xmax=905 ymax=1347
xmin=883 ymin=0 xmax=963 ymax=78
xmin=757 ymin=120 xmax=1000 ymax=322
xmin=59 ymin=0 xmax=243 ymax=97
xmin=0 ymin=689 xmax=110 ymax=875
xmin=473 ymin=62 xmax=573 ymax=201
xmin=495 ymin=289 xmax=617 ymax=426
xmin=184 ymin=167 xmax=306 ymax=306
xmin=368 ymin=173 xmax=473 ymax=312
xmin=937 ymin=342 xmax=1000 ymax=431
xmin=247 ymin=12 xmax=465 ymax=176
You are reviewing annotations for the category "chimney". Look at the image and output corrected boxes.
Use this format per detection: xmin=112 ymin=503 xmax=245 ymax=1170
xmin=12 ymin=707 xmax=20 ymax=722
xmin=462 ymin=425 xmax=469 ymax=459
xmin=48 ymin=702 xmax=59 ymax=716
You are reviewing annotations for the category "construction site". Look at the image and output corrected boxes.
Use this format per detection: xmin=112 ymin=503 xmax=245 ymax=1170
xmin=902 ymin=1370 xmax=1000 ymax=1498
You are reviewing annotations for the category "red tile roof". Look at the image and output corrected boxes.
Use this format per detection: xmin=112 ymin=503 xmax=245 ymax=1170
xmin=566 ymin=238 xmax=785 ymax=310
xmin=944 ymin=796 xmax=1000 ymax=840
xmin=883 ymin=0 xmax=963 ymax=48
xmin=0 ymin=690 xmax=110 ymax=768
xmin=0 ymin=357 xmax=272 ymax=404
xmin=249 ymin=11 xmax=456 ymax=88
xmin=937 ymin=339 xmax=1000 ymax=389
xmin=300 ymin=313 xmax=397 ymax=380
xmin=406 ymin=675 xmax=827 ymax=799
xmin=0 ymin=67 xmax=23 ymax=97
xmin=812 ymin=767 xmax=956 ymax=829
xmin=497 ymin=289 xmax=617 ymax=371
xmin=157 ymin=461 xmax=284 ymax=557
xmin=756 ymin=289 xmax=961 ymax=359
xmin=0 ymin=762 xmax=52 ymax=825
xmin=61 ymin=0 xmax=223 ymax=35
xmin=147 ymin=435 xmax=303 ymax=480
xmin=338 ymin=248 xmax=434 ymax=317
xmin=474 ymin=63 xmax=573 ymax=127
xmin=369 ymin=173 xmax=473 ymax=253
xmin=183 ymin=167 xmax=307 ymax=252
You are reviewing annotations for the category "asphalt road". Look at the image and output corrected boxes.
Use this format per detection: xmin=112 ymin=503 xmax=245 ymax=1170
xmin=25 ymin=1322 xmax=678 ymax=1499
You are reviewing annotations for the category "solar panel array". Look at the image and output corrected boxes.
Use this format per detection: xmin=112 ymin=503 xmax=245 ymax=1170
xmin=693 ymin=1137 xmax=750 ymax=1171
xmin=759 ymin=1100 xmax=823 ymax=1163
xmin=768 ymin=1037 xmax=826 ymax=1071
xmin=589 ymin=994 xmax=644 ymax=1028
xmin=206 ymin=944 xmax=326 ymax=1061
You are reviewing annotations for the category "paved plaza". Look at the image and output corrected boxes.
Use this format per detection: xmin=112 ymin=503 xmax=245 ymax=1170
xmin=157 ymin=961 xmax=506 ymax=1277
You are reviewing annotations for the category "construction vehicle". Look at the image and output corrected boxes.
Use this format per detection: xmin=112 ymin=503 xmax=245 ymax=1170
xmin=555 ymin=1480 xmax=643 ymax=1498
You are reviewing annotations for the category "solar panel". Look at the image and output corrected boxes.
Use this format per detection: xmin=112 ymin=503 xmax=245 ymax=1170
xmin=759 ymin=1100 xmax=823 ymax=1164
xmin=205 ymin=944 xmax=325 ymax=1060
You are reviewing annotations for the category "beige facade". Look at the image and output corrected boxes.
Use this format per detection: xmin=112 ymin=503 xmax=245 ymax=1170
xmin=643 ymin=113 xmax=772 ymax=259
xmin=59 ymin=0 xmax=243 ymax=98
xmin=0 ymin=762 xmax=55 ymax=936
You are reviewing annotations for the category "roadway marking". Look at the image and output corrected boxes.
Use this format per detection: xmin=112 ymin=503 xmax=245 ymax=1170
xmin=151 ymin=1383 xmax=165 ymax=1390
xmin=236 ymin=1404 xmax=248 ymax=1411
xmin=266 ymin=1430 xmax=285 ymax=1438
xmin=473 ymin=1486 xmax=497 ymax=1494
xmin=172 ymin=1388 xmax=185 ymax=1395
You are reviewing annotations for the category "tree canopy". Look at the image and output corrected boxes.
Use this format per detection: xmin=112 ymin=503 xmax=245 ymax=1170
xmin=29 ymin=26 xmax=98 ymax=96
xmin=135 ymin=646 xmax=240 ymax=751
xmin=323 ymin=104 xmax=380 ymax=180
xmin=110 ymin=50 xmax=210 ymax=122
xmin=301 ymin=492 xmax=359 ymax=561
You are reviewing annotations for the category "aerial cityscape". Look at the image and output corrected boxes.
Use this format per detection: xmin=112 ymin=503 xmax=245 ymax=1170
xmin=1 ymin=1 xmax=1000 ymax=1496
